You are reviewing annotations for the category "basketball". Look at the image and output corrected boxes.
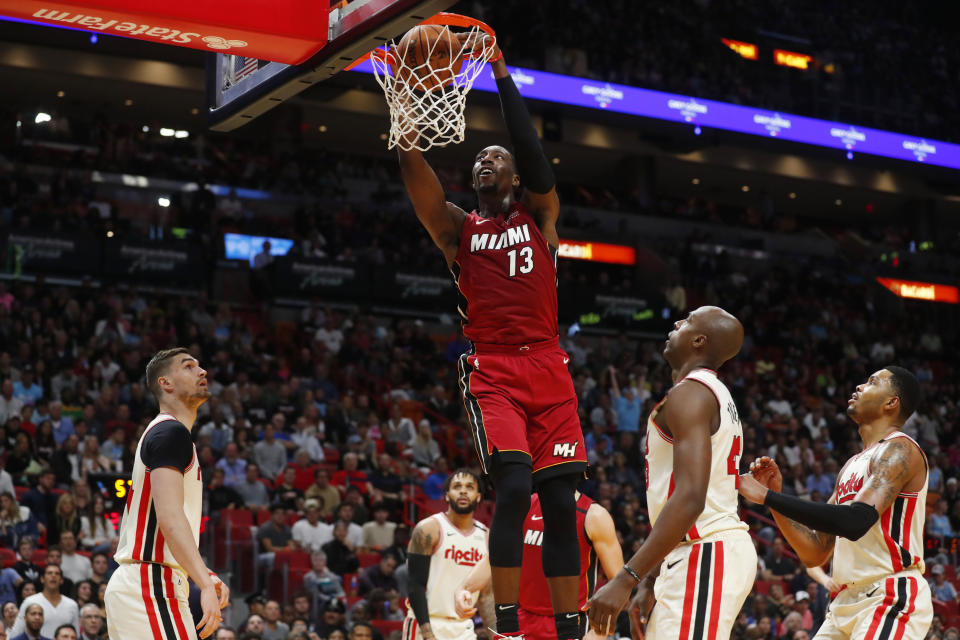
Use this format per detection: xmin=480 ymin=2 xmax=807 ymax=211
xmin=396 ymin=24 xmax=463 ymax=91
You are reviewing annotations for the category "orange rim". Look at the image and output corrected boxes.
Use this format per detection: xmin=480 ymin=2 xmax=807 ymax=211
xmin=346 ymin=12 xmax=496 ymax=71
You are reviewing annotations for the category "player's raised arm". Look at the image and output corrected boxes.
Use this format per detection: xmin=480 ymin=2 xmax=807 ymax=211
xmin=584 ymin=380 xmax=712 ymax=634
xmin=739 ymin=457 xmax=836 ymax=568
xmin=584 ymin=503 xmax=624 ymax=584
xmin=407 ymin=516 xmax=443 ymax=640
xmin=396 ymin=134 xmax=466 ymax=265
xmin=485 ymin=42 xmax=560 ymax=244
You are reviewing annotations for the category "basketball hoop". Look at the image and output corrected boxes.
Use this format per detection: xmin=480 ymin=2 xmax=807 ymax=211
xmin=353 ymin=13 xmax=497 ymax=151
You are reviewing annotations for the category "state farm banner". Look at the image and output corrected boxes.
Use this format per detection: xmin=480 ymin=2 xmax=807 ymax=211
xmin=102 ymin=240 xmax=203 ymax=282
xmin=0 ymin=0 xmax=328 ymax=64
xmin=272 ymin=257 xmax=361 ymax=297
xmin=3 ymin=230 xmax=99 ymax=275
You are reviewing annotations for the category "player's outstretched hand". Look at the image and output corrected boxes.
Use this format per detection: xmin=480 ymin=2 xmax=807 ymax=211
xmin=627 ymin=581 xmax=655 ymax=640
xmin=454 ymin=589 xmax=477 ymax=618
xmin=582 ymin=572 xmax=632 ymax=636
xmin=737 ymin=472 xmax=770 ymax=504
xmin=196 ymin=583 xmax=223 ymax=639
xmin=454 ymin=31 xmax=500 ymax=63
xmin=750 ymin=456 xmax=783 ymax=491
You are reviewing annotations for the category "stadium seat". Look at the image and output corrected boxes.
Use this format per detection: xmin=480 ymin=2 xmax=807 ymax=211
xmin=32 ymin=549 xmax=46 ymax=566
xmin=255 ymin=509 xmax=272 ymax=526
xmin=343 ymin=573 xmax=358 ymax=597
xmin=14 ymin=486 xmax=28 ymax=500
xmin=753 ymin=580 xmax=771 ymax=595
xmin=371 ymin=620 xmax=404 ymax=636
xmin=357 ymin=552 xmax=381 ymax=568
xmin=0 ymin=548 xmax=15 ymax=568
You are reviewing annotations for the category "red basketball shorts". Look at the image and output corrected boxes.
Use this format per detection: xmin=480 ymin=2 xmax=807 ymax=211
xmin=457 ymin=338 xmax=586 ymax=482
xmin=519 ymin=607 xmax=557 ymax=640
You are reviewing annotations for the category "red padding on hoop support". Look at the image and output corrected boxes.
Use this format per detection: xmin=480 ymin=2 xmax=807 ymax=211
xmin=0 ymin=0 xmax=328 ymax=64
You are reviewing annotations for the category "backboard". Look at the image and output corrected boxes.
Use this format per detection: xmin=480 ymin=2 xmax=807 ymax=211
xmin=206 ymin=0 xmax=456 ymax=131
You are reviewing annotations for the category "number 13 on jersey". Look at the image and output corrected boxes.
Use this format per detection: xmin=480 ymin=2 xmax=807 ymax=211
xmin=507 ymin=247 xmax=533 ymax=276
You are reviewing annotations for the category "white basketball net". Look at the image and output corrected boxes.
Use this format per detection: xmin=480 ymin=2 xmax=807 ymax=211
xmin=370 ymin=24 xmax=497 ymax=151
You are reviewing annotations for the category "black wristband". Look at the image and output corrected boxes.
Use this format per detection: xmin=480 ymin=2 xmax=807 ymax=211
xmin=622 ymin=565 xmax=642 ymax=583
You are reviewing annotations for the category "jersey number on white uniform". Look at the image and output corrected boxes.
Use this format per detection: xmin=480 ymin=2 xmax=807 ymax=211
xmin=507 ymin=247 xmax=533 ymax=276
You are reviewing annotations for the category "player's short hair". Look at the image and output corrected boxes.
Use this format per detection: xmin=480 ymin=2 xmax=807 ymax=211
xmin=145 ymin=347 xmax=191 ymax=401
xmin=884 ymin=365 xmax=921 ymax=422
xmin=443 ymin=467 xmax=482 ymax=493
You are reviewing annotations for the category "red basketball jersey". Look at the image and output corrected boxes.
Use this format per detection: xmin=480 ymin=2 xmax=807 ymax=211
xmin=518 ymin=493 xmax=597 ymax=615
xmin=452 ymin=203 xmax=559 ymax=345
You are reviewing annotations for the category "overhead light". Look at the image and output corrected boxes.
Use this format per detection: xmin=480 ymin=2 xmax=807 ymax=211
xmin=89 ymin=33 xmax=97 ymax=44
xmin=56 ymin=90 xmax=65 ymax=98
xmin=124 ymin=99 xmax=134 ymax=106
xmin=693 ymin=126 xmax=702 ymax=136
xmin=191 ymin=108 xmax=199 ymax=115
xmin=157 ymin=197 xmax=171 ymax=207
xmin=15 ymin=121 xmax=21 ymax=128
xmin=106 ymin=230 xmax=114 ymax=238
xmin=34 ymin=112 xmax=52 ymax=124
xmin=834 ymin=199 xmax=843 ymax=206
xmin=741 ymin=185 xmax=750 ymax=192
xmin=551 ymin=157 xmax=560 ymax=165
xmin=692 ymin=178 xmax=700 ymax=185
xmin=318 ymin=125 xmax=327 ymax=132
xmin=142 ymin=125 xmax=150 ymax=133
xmin=788 ymin=192 xmax=797 ymax=199
xmin=174 ymin=130 xmax=189 ymax=139
xmin=379 ymin=133 xmax=388 ymax=141
xmin=159 ymin=128 xmax=175 ymax=137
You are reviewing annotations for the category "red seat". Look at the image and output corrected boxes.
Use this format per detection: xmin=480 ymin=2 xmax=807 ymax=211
xmin=14 ymin=486 xmax=28 ymax=500
xmin=0 ymin=548 xmax=15 ymax=568
xmin=753 ymin=580 xmax=771 ymax=595
xmin=273 ymin=550 xmax=311 ymax=569
xmin=343 ymin=573 xmax=358 ymax=596
xmin=323 ymin=448 xmax=340 ymax=464
xmin=255 ymin=509 xmax=272 ymax=526
xmin=346 ymin=596 xmax=363 ymax=610
xmin=76 ymin=550 xmax=91 ymax=559
xmin=32 ymin=549 xmax=46 ymax=565
xmin=358 ymin=552 xmax=381 ymax=568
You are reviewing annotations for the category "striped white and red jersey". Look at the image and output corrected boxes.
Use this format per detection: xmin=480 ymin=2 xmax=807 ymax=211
xmin=114 ymin=412 xmax=202 ymax=572
xmin=832 ymin=432 xmax=928 ymax=587
xmin=644 ymin=368 xmax=748 ymax=542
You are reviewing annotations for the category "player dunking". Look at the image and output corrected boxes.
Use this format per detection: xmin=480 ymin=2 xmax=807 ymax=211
xmin=739 ymin=367 xmax=932 ymax=640
xmin=396 ymin=35 xmax=587 ymax=640
xmin=453 ymin=491 xmax=624 ymax=640
xmin=405 ymin=469 xmax=489 ymax=640
xmin=105 ymin=348 xmax=229 ymax=640
xmin=585 ymin=306 xmax=756 ymax=640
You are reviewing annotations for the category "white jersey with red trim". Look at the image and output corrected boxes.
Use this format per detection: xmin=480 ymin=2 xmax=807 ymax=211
xmin=114 ymin=412 xmax=202 ymax=572
xmin=417 ymin=512 xmax=488 ymax=621
xmin=832 ymin=432 xmax=927 ymax=588
xmin=644 ymin=368 xmax=748 ymax=542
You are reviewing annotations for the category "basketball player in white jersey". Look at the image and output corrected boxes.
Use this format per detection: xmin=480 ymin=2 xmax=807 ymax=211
xmin=584 ymin=306 xmax=756 ymax=640
xmin=105 ymin=348 xmax=229 ymax=640
xmin=405 ymin=468 xmax=489 ymax=640
xmin=739 ymin=366 xmax=931 ymax=640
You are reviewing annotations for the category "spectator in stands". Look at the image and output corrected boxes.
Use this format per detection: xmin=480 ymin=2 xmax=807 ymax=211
xmin=78 ymin=497 xmax=115 ymax=553
xmin=322 ymin=522 xmax=358 ymax=577
xmin=198 ymin=409 xmax=234 ymax=456
xmin=42 ymin=548 xmax=75 ymax=598
xmin=20 ymin=471 xmax=57 ymax=530
xmin=87 ymin=554 xmax=107 ymax=588
xmin=303 ymin=552 xmax=344 ymax=602
xmin=77 ymin=603 xmax=101 ymax=640
xmin=47 ymin=404 xmax=73 ymax=448
xmin=57 ymin=532 xmax=90 ymax=584
xmin=11 ymin=602 xmax=44 ymax=640
xmin=10 ymin=565 xmax=78 ymax=638
xmin=288 ymin=449 xmax=320 ymax=491
xmin=356 ymin=553 xmax=398 ymax=597
xmin=48 ymin=495 xmax=80 ymax=548
xmin=0 ymin=564 xmax=22 ymax=607
xmin=244 ymin=614 xmax=265 ymax=638
xmin=342 ymin=487 xmax=368 ymax=525
xmin=50 ymin=435 xmax=79 ymax=489
xmin=234 ymin=463 xmax=271 ymax=511
xmin=384 ymin=404 xmax=415 ymax=449
xmin=214 ymin=627 xmax=235 ymax=640
xmin=410 ymin=421 xmax=440 ymax=468
xmin=368 ymin=455 xmax=404 ymax=512
xmin=216 ymin=443 xmax=247 ymax=488
xmin=16 ymin=580 xmax=36 ymax=604
xmin=930 ymin=565 xmax=959 ymax=602
xmin=6 ymin=433 xmax=42 ymax=483
xmin=97 ymin=430 xmax=125 ymax=466
xmin=361 ymin=503 xmax=396 ymax=551
xmin=78 ymin=438 xmax=111 ymax=478
xmin=13 ymin=538 xmax=42 ymax=585
xmin=273 ymin=467 xmax=305 ymax=512
xmin=349 ymin=622 xmax=374 ymax=640
xmin=0 ymin=381 xmax=24 ymax=426
xmin=258 ymin=505 xmax=294 ymax=555
xmin=804 ymin=462 xmax=833 ymax=498
xmin=764 ymin=537 xmax=798 ymax=582
xmin=2 ymin=603 xmax=16 ymax=633
xmin=422 ymin=458 xmax=449 ymax=500
xmin=331 ymin=454 xmax=373 ymax=498
xmin=0 ymin=494 xmax=39 ymax=549
xmin=207 ymin=467 xmax=243 ymax=514
xmin=12 ymin=368 xmax=42 ymax=407
xmin=254 ymin=424 xmax=288 ymax=482
xmin=261 ymin=599 xmax=289 ymax=640
xmin=608 ymin=366 xmax=642 ymax=433
xmin=929 ymin=499 xmax=954 ymax=539
xmin=333 ymin=505 xmax=364 ymax=549
xmin=73 ymin=582 xmax=92 ymax=609
xmin=291 ymin=421 xmax=324 ymax=465
xmin=315 ymin=599 xmax=347 ymax=639
xmin=306 ymin=469 xmax=340 ymax=519
xmin=292 ymin=499 xmax=332 ymax=553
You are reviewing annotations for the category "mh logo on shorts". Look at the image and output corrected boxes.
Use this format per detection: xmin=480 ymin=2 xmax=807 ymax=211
xmin=553 ymin=441 xmax=579 ymax=458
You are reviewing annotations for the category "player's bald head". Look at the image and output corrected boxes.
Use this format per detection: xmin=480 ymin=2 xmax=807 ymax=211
xmin=664 ymin=306 xmax=743 ymax=369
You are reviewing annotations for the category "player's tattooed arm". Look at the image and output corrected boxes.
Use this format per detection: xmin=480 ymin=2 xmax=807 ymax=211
xmin=408 ymin=518 xmax=440 ymax=555
xmin=407 ymin=518 xmax=442 ymax=638
xmin=856 ymin=438 xmax=924 ymax=515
